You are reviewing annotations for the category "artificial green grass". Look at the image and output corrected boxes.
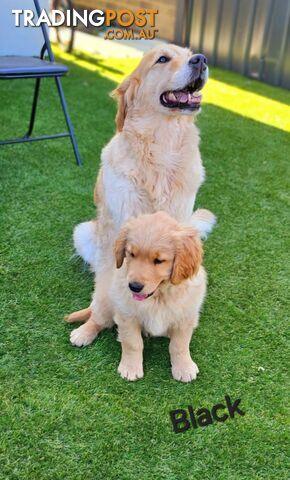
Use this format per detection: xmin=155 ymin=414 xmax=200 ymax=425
xmin=0 ymin=48 xmax=289 ymax=480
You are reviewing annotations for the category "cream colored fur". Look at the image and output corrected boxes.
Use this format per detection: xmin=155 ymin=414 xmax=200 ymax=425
xmin=73 ymin=44 xmax=214 ymax=269
xmin=68 ymin=212 xmax=207 ymax=382
xmin=69 ymin=44 xmax=215 ymax=349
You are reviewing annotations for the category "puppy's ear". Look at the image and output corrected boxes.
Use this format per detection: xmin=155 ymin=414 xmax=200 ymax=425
xmin=171 ymin=227 xmax=203 ymax=285
xmin=111 ymin=76 xmax=139 ymax=132
xmin=114 ymin=226 xmax=129 ymax=268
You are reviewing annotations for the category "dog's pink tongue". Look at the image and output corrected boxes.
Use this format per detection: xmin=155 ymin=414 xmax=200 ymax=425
xmin=133 ymin=293 xmax=147 ymax=301
xmin=175 ymin=91 xmax=188 ymax=103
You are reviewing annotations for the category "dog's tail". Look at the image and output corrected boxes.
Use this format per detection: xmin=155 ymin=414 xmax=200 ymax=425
xmin=190 ymin=209 xmax=217 ymax=239
xmin=64 ymin=307 xmax=92 ymax=323
xmin=73 ymin=220 xmax=98 ymax=267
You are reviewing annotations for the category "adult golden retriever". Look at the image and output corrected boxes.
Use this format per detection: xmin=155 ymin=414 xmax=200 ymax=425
xmin=69 ymin=44 xmax=215 ymax=347
xmin=68 ymin=212 xmax=207 ymax=382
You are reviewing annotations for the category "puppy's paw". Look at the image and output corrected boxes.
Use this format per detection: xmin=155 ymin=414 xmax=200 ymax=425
xmin=70 ymin=322 xmax=98 ymax=347
xmin=172 ymin=360 xmax=199 ymax=383
xmin=118 ymin=362 xmax=144 ymax=381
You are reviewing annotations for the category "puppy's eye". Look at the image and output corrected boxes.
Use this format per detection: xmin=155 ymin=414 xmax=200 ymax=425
xmin=154 ymin=258 xmax=164 ymax=265
xmin=156 ymin=56 xmax=170 ymax=64
xmin=130 ymin=252 xmax=135 ymax=258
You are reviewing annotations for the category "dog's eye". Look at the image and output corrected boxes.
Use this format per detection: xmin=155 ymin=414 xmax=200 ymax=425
xmin=130 ymin=252 xmax=135 ymax=258
xmin=154 ymin=258 xmax=164 ymax=265
xmin=156 ymin=56 xmax=170 ymax=64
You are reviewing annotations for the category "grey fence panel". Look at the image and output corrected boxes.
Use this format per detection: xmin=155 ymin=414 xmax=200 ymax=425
xmin=184 ymin=0 xmax=290 ymax=88
xmin=200 ymin=0 xmax=223 ymax=63
xmin=263 ymin=0 xmax=290 ymax=85
xmin=190 ymin=0 xmax=206 ymax=52
xmin=247 ymin=0 xmax=272 ymax=80
xmin=216 ymin=0 xmax=239 ymax=68
xmin=231 ymin=0 xmax=257 ymax=74
xmin=281 ymin=18 xmax=290 ymax=88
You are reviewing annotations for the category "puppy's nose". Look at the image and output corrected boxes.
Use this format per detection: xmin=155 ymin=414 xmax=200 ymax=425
xmin=128 ymin=282 xmax=144 ymax=293
xmin=189 ymin=54 xmax=207 ymax=72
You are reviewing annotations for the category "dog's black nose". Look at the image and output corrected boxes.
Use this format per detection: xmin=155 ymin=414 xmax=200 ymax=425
xmin=128 ymin=282 xmax=144 ymax=293
xmin=189 ymin=54 xmax=207 ymax=72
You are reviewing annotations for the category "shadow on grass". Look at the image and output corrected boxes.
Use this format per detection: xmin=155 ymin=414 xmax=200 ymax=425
xmin=71 ymin=49 xmax=125 ymax=76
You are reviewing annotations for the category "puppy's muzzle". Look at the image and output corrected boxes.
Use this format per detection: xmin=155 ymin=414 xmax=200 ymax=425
xmin=129 ymin=282 xmax=144 ymax=293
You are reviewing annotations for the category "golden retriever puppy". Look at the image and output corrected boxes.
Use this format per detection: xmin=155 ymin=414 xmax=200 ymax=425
xmin=67 ymin=211 xmax=207 ymax=382
xmin=70 ymin=44 xmax=214 ymax=347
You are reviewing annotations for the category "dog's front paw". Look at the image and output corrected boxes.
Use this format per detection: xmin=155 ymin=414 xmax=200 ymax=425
xmin=70 ymin=322 xmax=98 ymax=347
xmin=172 ymin=360 xmax=199 ymax=383
xmin=118 ymin=361 xmax=144 ymax=381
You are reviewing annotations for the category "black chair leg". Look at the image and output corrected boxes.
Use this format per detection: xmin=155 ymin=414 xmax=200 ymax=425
xmin=55 ymin=76 xmax=82 ymax=166
xmin=24 ymin=77 xmax=41 ymax=138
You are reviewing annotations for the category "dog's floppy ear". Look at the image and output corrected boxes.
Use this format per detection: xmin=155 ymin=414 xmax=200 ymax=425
xmin=111 ymin=76 xmax=139 ymax=132
xmin=171 ymin=227 xmax=203 ymax=285
xmin=114 ymin=225 xmax=129 ymax=268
